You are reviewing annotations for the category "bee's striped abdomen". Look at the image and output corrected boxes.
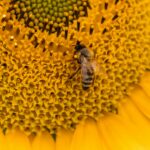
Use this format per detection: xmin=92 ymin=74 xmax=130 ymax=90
xmin=82 ymin=73 xmax=93 ymax=90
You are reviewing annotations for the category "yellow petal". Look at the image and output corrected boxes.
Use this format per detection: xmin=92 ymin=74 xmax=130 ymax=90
xmin=118 ymin=99 xmax=150 ymax=148
xmin=130 ymin=86 xmax=150 ymax=119
xmin=56 ymin=128 xmax=73 ymax=150
xmin=70 ymin=119 xmax=108 ymax=150
xmin=118 ymin=98 xmax=150 ymax=131
xmin=0 ymin=130 xmax=7 ymax=150
xmin=97 ymin=114 xmax=150 ymax=150
xmin=139 ymin=72 xmax=150 ymax=97
xmin=31 ymin=132 xmax=55 ymax=150
xmin=5 ymin=129 xmax=31 ymax=150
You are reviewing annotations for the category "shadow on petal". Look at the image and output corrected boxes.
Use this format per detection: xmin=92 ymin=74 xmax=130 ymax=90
xmin=31 ymin=132 xmax=55 ymax=150
xmin=97 ymin=114 xmax=150 ymax=150
xmin=56 ymin=128 xmax=74 ymax=150
xmin=5 ymin=129 xmax=31 ymax=150
xmin=70 ymin=118 xmax=108 ymax=150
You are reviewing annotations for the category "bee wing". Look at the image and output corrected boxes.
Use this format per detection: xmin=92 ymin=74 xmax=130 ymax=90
xmin=81 ymin=57 xmax=94 ymax=79
xmin=91 ymin=60 xmax=107 ymax=77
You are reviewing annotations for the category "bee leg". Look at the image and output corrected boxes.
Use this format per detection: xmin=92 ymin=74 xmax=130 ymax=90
xmin=69 ymin=66 xmax=81 ymax=79
xmin=77 ymin=58 xmax=81 ymax=64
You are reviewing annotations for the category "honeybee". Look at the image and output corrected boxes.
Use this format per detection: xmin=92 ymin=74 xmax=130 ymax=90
xmin=69 ymin=41 xmax=96 ymax=90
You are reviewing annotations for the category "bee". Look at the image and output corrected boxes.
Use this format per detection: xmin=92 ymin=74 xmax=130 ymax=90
xmin=69 ymin=41 xmax=96 ymax=90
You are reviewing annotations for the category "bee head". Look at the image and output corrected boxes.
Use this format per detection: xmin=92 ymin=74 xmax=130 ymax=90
xmin=75 ymin=41 xmax=86 ymax=51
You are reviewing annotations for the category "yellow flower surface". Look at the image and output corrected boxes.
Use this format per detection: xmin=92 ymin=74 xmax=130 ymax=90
xmin=0 ymin=0 xmax=150 ymax=149
xmin=0 ymin=73 xmax=150 ymax=150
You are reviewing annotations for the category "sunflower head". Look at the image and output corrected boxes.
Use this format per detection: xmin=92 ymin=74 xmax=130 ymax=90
xmin=0 ymin=0 xmax=150 ymax=135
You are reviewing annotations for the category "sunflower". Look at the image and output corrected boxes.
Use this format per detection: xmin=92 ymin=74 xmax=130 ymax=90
xmin=0 ymin=0 xmax=150 ymax=149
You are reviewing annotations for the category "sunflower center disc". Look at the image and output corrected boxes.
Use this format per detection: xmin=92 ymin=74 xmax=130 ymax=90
xmin=8 ymin=0 xmax=90 ymax=35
